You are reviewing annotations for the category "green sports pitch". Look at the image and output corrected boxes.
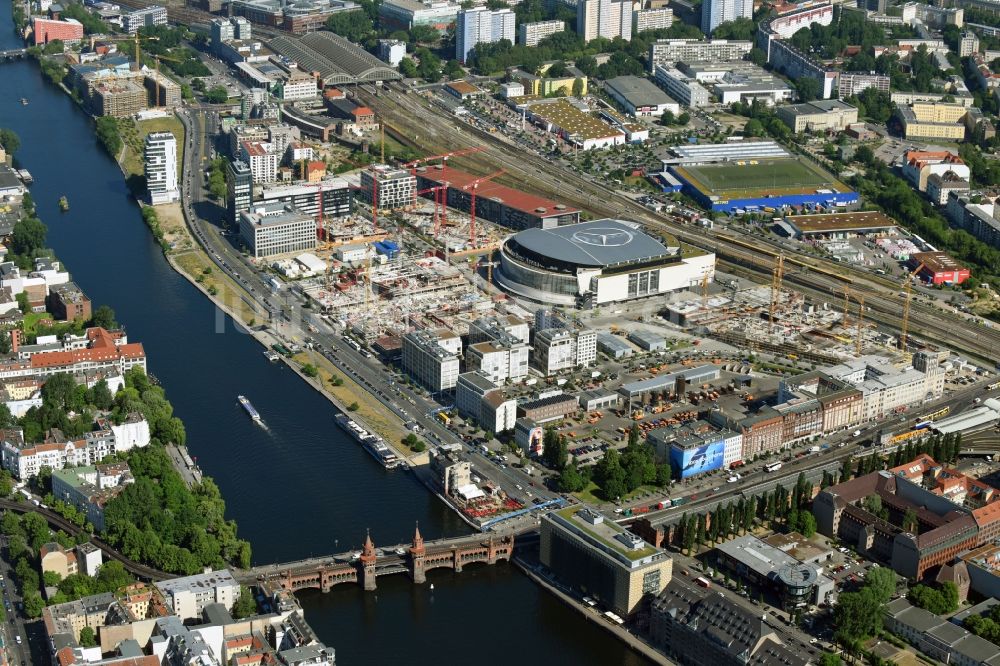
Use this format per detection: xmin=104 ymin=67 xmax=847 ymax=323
xmin=674 ymin=158 xmax=848 ymax=198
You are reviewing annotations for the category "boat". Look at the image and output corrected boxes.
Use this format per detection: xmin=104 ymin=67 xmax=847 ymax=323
xmin=20 ymin=98 xmax=27 ymax=106
xmin=58 ymin=196 xmax=69 ymax=212
xmin=262 ymin=350 xmax=280 ymax=362
xmin=237 ymin=395 xmax=260 ymax=421
xmin=335 ymin=414 xmax=400 ymax=469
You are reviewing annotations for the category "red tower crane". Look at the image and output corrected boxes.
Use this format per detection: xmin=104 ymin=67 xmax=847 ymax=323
xmin=462 ymin=169 xmax=504 ymax=247
xmin=415 ymin=184 xmax=447 ymax=236
xmin=401 ymin=147 xmax=486 ymax=207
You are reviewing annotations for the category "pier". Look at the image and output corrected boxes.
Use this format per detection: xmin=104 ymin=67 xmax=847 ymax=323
xmin=238 ymin=527 xmax=516 ymax=592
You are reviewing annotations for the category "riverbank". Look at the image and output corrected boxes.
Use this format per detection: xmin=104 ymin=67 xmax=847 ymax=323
xmin=513 ymin=554 xmax=673 ymax=666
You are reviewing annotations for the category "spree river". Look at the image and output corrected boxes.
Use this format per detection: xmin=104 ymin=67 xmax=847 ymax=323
xmin=0 ymin=16 xmax=650 ymax=665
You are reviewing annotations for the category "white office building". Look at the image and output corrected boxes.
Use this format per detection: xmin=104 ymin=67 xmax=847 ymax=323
xmin=359 ymin=164 xmax=417 ymax=210
xmin=402 ymin=329 xmax=461 ymax=391
xmin=701 ymin=0 xmax=752 ymax=35
xmin=455 ymin=372 xmax=518 ymax=433
xmin=654 ymin=65 xmax=712 ymax=106
xmin=144 ymin=131 xmax=179 ymax=205
xmin=239 ymin=202 xmax=317 ymax=258
xmin=122 ymin=5 xmax=166 ymax=33
xmin=518 ymin=19 xmax=565 ymax=46
xmin=532 ymin=327 xmax=597 ymax=376
xmin=156 ymin=570 xmax=241 ymax=621
xmin=456 ymin=7 xmax=515 ymax=63
xmin=577 ymin=0 xmax=632 ymax=42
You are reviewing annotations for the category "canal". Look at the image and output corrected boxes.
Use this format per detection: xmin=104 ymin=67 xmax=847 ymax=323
xmin=0 ymin=16 xmax=650 ymax=666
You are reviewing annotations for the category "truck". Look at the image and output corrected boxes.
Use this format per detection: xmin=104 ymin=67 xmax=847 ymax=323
xmin=809 ymin=445 xmax=821 ymax=453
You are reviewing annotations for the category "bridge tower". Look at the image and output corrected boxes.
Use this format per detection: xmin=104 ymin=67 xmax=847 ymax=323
xmin=359 ymin=531 xmax=378 ymax=591
xmin=409 ymin=523 xmax=426 ymax=584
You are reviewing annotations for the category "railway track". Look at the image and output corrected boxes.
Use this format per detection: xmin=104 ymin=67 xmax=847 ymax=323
xmin=0 ymin=499 xmax=173 ymax=581
xmin=365 ymin=89 xmax=1000 ymax=365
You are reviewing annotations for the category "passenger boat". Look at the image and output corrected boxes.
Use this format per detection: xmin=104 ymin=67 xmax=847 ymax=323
xmin=20 ymin=98 xmax=27 ymax=106
xmin=58 ymin=196 xmax=69 ymax=212
xmin=237 ymin=395 xmax=260 ymax=421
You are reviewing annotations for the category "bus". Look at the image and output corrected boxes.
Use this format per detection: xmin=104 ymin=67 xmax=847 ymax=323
xmin=695 ymin=577 xmax=712 ymax=588
xmin=765 ymin=462 xmax=783 ymax=473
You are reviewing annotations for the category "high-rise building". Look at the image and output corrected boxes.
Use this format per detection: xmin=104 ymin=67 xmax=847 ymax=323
xmin=518 ymin=19 xmax=565 ymax=47
xmin=144 ymin=132 xmax=179 ymax=205
xmin=226 ymin=159 xmax=253 ymax=226
xmin=634 ymin=7 xmax=673 ymax=33
xmin=577 ymin=0 xmax=632 ymax=42
xmin=456 ymin=8 xmax=515 ymax=63
xmin=359 ymin=164 xmax=417 ymax=210
xmin=701 ymin=0 xmax=751 ymax=35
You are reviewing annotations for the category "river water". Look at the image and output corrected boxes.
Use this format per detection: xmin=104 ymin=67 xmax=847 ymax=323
xmin=0 ymin=16 xmax=649 ymax=665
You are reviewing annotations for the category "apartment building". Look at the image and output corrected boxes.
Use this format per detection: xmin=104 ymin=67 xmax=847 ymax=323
xmin=837 ymin=71 xmax=890 ymax=98
xmin=701 ymin=0 xmax=752 ymax=35
xmin=359 ymin=165 xmax=417 ymax=210
xmin=144 ymin=132 xmax=179 ymax=205
xmin=155 ymin=570 xmax=240 ymax=620
xmin=648 ymin=39 xmax=752 ymax=70
xmin=51 ymin=463 xmax=134 ymax=531
xmin=532 ymin=326 xmax=597 ymax=376
xmin=518 ymin=19 xmax=564 ymax=47
xmin=456 ymin=7 xmax=514 ymax=63
xmin=455 ymin=372 xmax=518 ymax=433
xmin=240 ymin=141 xmax=280 ymax=184
xmin=634 ymin=7 xmax=673 ymax=32
xmin=577 ymin=0 xmax=632 ymax=42
xmin=122 ymin=5 xmax=167 ymax=33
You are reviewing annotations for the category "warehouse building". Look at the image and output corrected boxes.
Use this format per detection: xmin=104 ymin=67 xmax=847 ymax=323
xmin=496 ymin=219 xmax=714 ymax=308
xmin=778 ymin=211 xmax=898 ymax=240
xmin=604 ymin=75 xmax=680 ymax=117
xmin=908 ymin=251 xmax=970 ymax=285
xmin=416 ymin=165 xmax=580 ymax=230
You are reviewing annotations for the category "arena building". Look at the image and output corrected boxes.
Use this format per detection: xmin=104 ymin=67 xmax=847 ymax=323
xmin=495 ymin=219 xmax=715 ymax=308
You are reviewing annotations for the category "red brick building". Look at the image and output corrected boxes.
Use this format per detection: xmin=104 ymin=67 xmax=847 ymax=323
xmin=31 ymin=17 xmax=83 ymax=46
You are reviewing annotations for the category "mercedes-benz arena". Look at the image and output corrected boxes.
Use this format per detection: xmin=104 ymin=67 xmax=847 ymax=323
xmin=496 ymin=219 xmax=715 ymax=307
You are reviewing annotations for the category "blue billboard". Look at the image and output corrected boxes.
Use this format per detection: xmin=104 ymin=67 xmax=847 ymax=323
xmin=670 ymin=440 xmax=725 ymax=479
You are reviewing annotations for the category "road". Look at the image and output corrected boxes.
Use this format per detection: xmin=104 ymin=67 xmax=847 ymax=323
xmin=173 ymin=108 xmax=553 ymax=531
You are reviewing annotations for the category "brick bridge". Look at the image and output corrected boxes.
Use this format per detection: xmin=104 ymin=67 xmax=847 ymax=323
xmin=237 ymin=527 xmax=515 ymax=592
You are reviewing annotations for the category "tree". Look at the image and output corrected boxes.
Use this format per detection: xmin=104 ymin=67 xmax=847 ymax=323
xmin=301 ymin=364 xmax=318 ymax=378
xmin=94 ymin=116 xmax=122 ymax=157
xmin=11 ymin=217 xmax=47 ymax=257
xmin=231 ymin=585 xmax=258 ymax=619
xmin=677 ymin=112 xmax=690 ymax=125
xmin=90 ymin=305 xmax=117 ymax=330
xmin=324 ymin=10 xmax=373 ymax=42
xmin=834 ymin=589 xmax=883 ymax=643
xmin=819 ymin=653 xmax=842 ymax=666
xmin=204 ymin=86 xmax=229 ymax=104
xmin=901 ymin=507 xmax=919 ymax=534
xmin=0 ymin=128 xmax=20 ymax=155
xmin=908 ymin=582 xmax=959 ymax=614
xmin=444 ymin=59 xmax=464 ymax=79
xmin=796 ymin=77 xmax=821 ymax=102
xmin=399 ymin=57 xmax=418 ymax=78
xmin=865 ymin=566 xmax=897 ymax=603
xmin=78 ymin=626 xmax=97 ymax=648
xmin=557 ymin=462 xmax=586 ymax=492
xmin=748 ymin=47 xmax=767 ymax=66
xmin=22 ymin=593 xmax=44 ymax=619
xmin=660 ymin=110 xmax=675 ymax=126
xmin=798 ymin=511 xmax=816 ymax=538
xmin=572 ymin=77 xmax=584 ymax=97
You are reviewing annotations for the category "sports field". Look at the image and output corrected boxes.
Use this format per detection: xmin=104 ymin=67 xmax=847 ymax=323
xmin=674 ymin=158 xmax=849 ymax=198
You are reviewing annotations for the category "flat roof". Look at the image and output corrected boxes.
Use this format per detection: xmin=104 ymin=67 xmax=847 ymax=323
xmin=785 ymin=211 xmax=898 ymax=233
xmin=529 ymin=100 xmax=623 ymax=141
xmin=552 ymin=506 xmax=660 ymax=564
xmin=417 ymin=165 xmax=579 ymax=218
xmin=510 ymin=219 xmax=670 ymax=268
xmin=605 ymin=75 xmax=677 ymax=107
xmin=912 ymin=251 xmax=966 ymax=273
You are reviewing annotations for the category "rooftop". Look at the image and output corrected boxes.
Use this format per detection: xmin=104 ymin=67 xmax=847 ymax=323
xmin=605 ymin=75 xmax=678 ymax=108
xmin=529 ymin=99 xmax=623 ymax=141
xmin=417 ymin=165 xmax=579 ymax=218
xmin=552 ymin=506 xmax=660 ymax=563
xmin=785 ymin=211 xmax=898 ymax=233
xmin=912 ymin=251 xmax=966 ymax=273
xmin=508 ymin=219 xmax=671 ymax=268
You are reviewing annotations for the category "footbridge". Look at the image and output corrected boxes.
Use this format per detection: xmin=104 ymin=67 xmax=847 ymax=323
xmin=0 ymin=49 xmax=27 ymax=60
xmin=236 ymin=528 xmax=515 ymax=592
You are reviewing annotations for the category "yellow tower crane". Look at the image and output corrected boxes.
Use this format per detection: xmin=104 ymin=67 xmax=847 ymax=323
xmin=768 ymin=254 xmax=785 ymax=328
xmin=855 ymin=294 xmax=865 ymax=356
xmin=899 ymin=262 xmax=926 ymax=352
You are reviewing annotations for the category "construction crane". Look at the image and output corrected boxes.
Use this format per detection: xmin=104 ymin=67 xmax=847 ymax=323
xmin=841 ymin=286 xmax=851 ymax=328
xmin=463 ymin=169 xmax=504 ymax=247
xmin=899 ymin=262 xmax=926 ymax=351
xmin=90 ymin=33 xmax=158 ymax=71
xmin=700 ymin=272 xmax=710 ymax=311
xmin=768 ymin=254 xmax=785 ymax=328
xmin=400 ymin=147 xmax=486 ymax=208
xmin=414 ymin=185 xmax=447 ymax=236
xmin=855 ymin=294 xmax=865 ymax=356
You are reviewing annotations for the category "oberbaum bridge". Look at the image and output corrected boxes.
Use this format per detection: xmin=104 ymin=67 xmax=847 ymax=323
xmin=236 ymin=527 xmax=517 ymax=592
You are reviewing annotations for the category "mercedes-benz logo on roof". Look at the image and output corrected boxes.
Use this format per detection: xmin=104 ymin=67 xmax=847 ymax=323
xmin=572 ymin=228 xmax=634 ymax=247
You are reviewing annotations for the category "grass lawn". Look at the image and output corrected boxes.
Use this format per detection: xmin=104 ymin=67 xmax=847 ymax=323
xmin=120 ymin=116 xmax=185 ymax=180
xmin=573 ymin=481 xmax=662 ymax=506
xmin=173 ymin=251 xmax=263 ymax=325
xmin=678 ymin=158 xmax=846 ymax=198
xmin=292 ymin=350 xmax=412 ymax=456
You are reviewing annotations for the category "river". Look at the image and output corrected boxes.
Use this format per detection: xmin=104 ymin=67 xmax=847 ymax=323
xmin=0 ymin=15 xmax=650 ymax=665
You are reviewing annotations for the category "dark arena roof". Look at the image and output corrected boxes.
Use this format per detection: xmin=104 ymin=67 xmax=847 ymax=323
xmin=507 ymin=220 xmax=673 ymax=270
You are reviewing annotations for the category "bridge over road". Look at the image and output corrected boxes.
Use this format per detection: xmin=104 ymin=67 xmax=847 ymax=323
xmin=236 ymin=528 xmax=517 ymax=592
